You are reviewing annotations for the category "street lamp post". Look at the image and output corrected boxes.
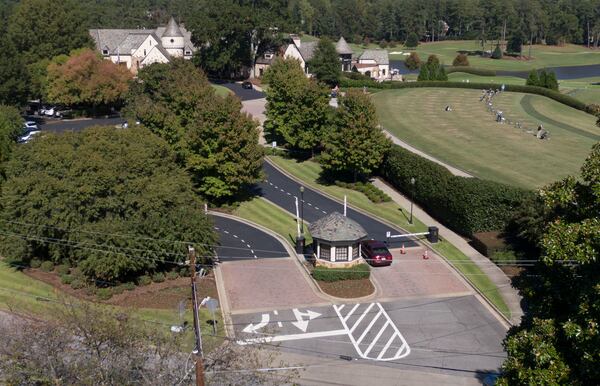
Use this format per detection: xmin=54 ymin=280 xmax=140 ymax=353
xmin=296 ymin=186 xmax=305 ymax=254
xmin=410 ymin=177 xmax=416 ymax=224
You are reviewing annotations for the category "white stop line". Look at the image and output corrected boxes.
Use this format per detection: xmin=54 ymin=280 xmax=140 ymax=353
xmin=236 ymin=303 xmax=410 ymax=362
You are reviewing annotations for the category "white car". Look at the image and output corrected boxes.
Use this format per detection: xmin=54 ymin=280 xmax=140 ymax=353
xmin=23 ymin=121 xmax=38 ymax=131
xmin=18 ymin=130 xmax=41 ymax=143
xmin=43 ymin=107 xmax=55 ymax=117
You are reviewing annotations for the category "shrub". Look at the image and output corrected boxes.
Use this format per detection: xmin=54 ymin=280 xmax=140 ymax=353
xmin=123 ymin=282 xmax=136 ymax=291
xmin=29 ymin=259 xmax=42 ymax=268
xmin=40 ymin=261 xmax=54 ymax=272
xmin=405 ymin=52 xmax=421 ymax=70
xmin=491 ymin=250 xmax=517 ymax=265
xmin=426 ymin=55 xmax=440 ymax=66
xmin=151 ymin=272 xmax=165 ymax=283
xmin=344 ymin=71 xmax=372 ymax=81
xmin=96 ymin=288 xmax=113 ymax=301
xmin=70 ymin=279 xmax=86 ymax=290
xmin=56 ymin=264 xmax=70 ymax=275
xmin=313 ymin=263 xmax=370 ymax=282
xmin=334 ymin=181 xmax=391 ymax=203
xmin=60 ymin=275 xmax=73 ymax=285
xmin=138 ymin=275 xmax=152 ymax=286
xmin=491 ymin=44 xmax=503 ymax=59
xmin=379 ymin=40 xmax=388 ymax=48
xmin=112 ymin=285 xmax=125 ymax=295
xmin=405 ymin=32 xmax=419 ymax=48
xmin=452 ymin=53 xmax=470 ymax=67
xmin=380 ymin=145 xmax=533 ymax=236
xmin=166 ymin=271 xmax=179 ymax=280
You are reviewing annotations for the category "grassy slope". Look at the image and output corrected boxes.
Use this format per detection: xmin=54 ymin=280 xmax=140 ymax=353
xmin=373 ymin=88 xmax=598 ymax=189
xmin=0 ymin=261 xmax=223 ymax=350
xmin=211 ymin=84 xmax=233 ymax=97
xmin=267 ymin=156 xmax=510 ymax=318
xmin=233 ymin=197 xmax=312 ymax=245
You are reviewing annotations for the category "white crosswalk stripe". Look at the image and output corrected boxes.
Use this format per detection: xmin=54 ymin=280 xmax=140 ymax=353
xmin=333 ymin=302 xmax=410 ymax=361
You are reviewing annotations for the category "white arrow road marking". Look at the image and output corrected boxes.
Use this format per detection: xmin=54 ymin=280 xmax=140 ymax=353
xmin=291 ymin=309 xmax=321 ymax=332
xmin=242 ymin=313 xmax=270 ymax=334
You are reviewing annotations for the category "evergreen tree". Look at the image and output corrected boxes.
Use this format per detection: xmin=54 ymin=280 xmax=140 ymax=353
xmin=526 ymin=69 xmax=540 ymax=87
xmin=308 ymin=37 xmax=342 ymax=86
xmin=0 ymin=105 xmax=23 ymax=183
xmin=320 ymin=90 xmax=391 ymax=180
xmin=544 ymin=70 xmax=559 ymax=90
xmin=491 ymin=43 xmax=503 ymax=59
xmin=405 ymin=32 xmax=419 ymax=48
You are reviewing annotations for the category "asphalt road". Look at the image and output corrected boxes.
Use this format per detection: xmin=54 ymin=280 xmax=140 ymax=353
xmin=34 ymin=117 xmax=125 ymax=133
xmin=259 ymin=161 xmax=418 ymax=246
xmin=214 ymin=81 xmax=265 ymax=101
xmin=233 ymin=295 xmax=506 ymax=378
xmin=210 ymin=214 xmax=288 ymax=261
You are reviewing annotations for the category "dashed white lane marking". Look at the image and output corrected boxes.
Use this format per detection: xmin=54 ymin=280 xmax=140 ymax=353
xmin=233 ymin=234 xmax=238 ymax=238
xmin=223 ymin=230 xmax=229 ymax=234
xmin=280 ymin=189 xmax=285 ymax=192
xmin=315 ymin=206 xmax=320 ymax=210
xmin=322 ymin=210 xmax=327 ymax=214
xmin=214 ymin=227 xmax=220 ymax=231
xmin=246 ymin=244 xmax=252 ymax=248
xmin=286 ymin=192 xmax=291 ymax=195
xmin=307 ymin=202 xmax=312 ymax=206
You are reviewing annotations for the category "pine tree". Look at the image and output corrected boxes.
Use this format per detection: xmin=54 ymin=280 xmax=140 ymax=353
xmin=405 ymin=32 xmax=419 ymax=48
xmin=526 ymin=69 xmax=540 ymax=87
xmin=308 ymin=37 xmax=342 ymax=86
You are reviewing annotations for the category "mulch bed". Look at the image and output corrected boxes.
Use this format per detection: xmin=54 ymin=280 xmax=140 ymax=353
xmin=23 ymin=268 xmax=219 ymax=309
xmin=317 ymin=278 xmax=375 ymax=299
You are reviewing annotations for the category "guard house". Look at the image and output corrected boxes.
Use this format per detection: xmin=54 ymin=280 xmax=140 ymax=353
xmin=309 ymin=212 xmax=368 ymax=267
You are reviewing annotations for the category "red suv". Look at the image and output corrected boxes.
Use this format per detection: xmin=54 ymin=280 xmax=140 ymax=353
xmin=361 ymin=240 xmax=393 ymax=266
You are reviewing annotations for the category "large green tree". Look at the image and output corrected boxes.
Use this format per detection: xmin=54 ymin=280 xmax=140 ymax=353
xmin=0 ymin=36 xmax=29 ymax=105
xmin=263 ymin=58 xmax=331 ymax=153
xmin=126 ymin=59 xmax=263 ymax=201
xmin=498 ymin=143 xmax=600 ymax=385
xmin=308 ymin=37 xmax=342 ymax=86
xmin=0 ymin=126 xmax=217 ymax=282
xmin=0 ymin=105 xmax=23 ymax=183
xmin=7 ymin=0 xmax=92 ymax=65
xmin=320 ymin=90 xmax=391 ymax=180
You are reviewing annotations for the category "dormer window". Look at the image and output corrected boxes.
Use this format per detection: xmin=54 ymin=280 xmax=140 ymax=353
xmin=185 ymin=50 xmax=192 ymax=55
xmin=264 ymin=53 xmax=274 ymax=60
xmin=102 ymin=49 xmax=109 ymax=56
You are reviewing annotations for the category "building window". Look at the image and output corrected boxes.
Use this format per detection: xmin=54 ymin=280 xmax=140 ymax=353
xmin=144 ymin=49 xmax=146 ymax=56
xmin=102 ymin=49 xmax=109 ymax=55
xmin=170 ymin=38 xmax=174 ymax=43
xmin=320 ymin=244 xmax=330 ymax=260
xmin=352 ymin=244 xmax=359 ymax=259
xmin=382 ymin=69 xmax=386 ymax=76
xmin=185 ymin=50 xmax=191 ymax=55
xmin=259 ymin=68 xmax=264 ymax=77
xmin=335 ymin=246 xmax=348 ymax=262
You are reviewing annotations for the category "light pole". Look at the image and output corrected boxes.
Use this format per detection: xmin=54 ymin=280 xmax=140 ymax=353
xmin=410 ymin=177 xmax=416 ymax=224
xmin=296 ymin=186 xmax=305 ymax=253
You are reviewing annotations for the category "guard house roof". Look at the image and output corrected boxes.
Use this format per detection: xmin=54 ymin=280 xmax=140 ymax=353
xmin=309 ymin=212 xmax=368 ymax=243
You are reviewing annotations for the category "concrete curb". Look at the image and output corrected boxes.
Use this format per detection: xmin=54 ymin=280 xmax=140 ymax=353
xmin=265 ymin=157 xmax=515 ymax=327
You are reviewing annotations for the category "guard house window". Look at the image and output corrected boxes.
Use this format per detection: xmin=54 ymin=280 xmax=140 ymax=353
xmin=335 ymin=246 xmax=348 ymax=261
xmin=320 ymin=244 xmax=330 ymax=260
xmin=352 ymin=244 xmax=359 ymax=259
xmin=102 ymin=49 xmax=109 ymax=55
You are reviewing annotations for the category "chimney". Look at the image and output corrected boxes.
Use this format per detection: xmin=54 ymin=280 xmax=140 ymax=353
xmin=290 ymin=34 xmax=301 ymax=48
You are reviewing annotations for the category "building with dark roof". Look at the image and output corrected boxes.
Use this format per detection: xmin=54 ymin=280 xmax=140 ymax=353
xmin=309 ymin=212 xmax=368 ymax=267
xmin=89 ymin=17 xmax=196 ymax=74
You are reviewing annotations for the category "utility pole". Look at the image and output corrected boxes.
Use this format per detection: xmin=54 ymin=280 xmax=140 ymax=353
xmin=189 ymin=246 xmax=205 ymax=386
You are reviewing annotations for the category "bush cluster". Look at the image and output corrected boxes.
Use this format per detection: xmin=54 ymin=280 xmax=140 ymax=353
xmin=334 ymin=180 xmax=391 ymax=203
xmin=452 ymin=53 xmax=470 ymax=66
xmin=40 ymin=261 xmax=54 ymax=272
xmin=470 ymin=231 xmax=508 ymax=257
xmin=380 ymin=145 xmax=532 ymax=236
xmin=344 ymin=71 xmax=372 ymax=81
xmin=96 ymin=287 xmax=113 ymax=301
xmin=404 ymin=52 xmax=421 ymax=70
xmin=313 ymin=263 xmax=371 ymax=282
xmin=491 ymin=44 xmax=503 ymax=59
xmin=339 ymin=79 xmax=591 ymax=113
xmin=138 ymin=275 xmax=152 ymax=286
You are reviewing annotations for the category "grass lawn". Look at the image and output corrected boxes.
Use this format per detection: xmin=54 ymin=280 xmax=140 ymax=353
xmin=372 ymin=88 xmax=599 ymax=189
xmin=0 ymin=261 xmax=224 ymax=351
xmin=267 ymin=156 xmax=510 ymax=318
xmin=233 ymin=197 xmax=312 ymax=246
xmin=211 ymin=84 xmax=233 ymax=97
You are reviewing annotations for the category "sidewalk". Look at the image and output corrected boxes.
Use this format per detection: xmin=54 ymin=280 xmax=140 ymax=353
xmin=372 ymin=178 xmax=523 ymax=326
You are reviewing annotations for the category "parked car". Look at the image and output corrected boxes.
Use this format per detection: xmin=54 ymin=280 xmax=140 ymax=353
xmin=18 ymin=130 xmax=41 ymax=143
xmin=241 ymin=81 xmax=253 ymax=90
xmin=23 ymin=121 xmax=38 ymax=131
xmin=361 ymin=240 xmax=393 ymax=266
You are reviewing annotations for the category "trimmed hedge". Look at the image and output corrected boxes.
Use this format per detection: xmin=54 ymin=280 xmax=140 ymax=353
xmin=470 ymin=231 xmax=508 ymax=257
xmin=339 ymin=79 xmax=592 ymax=114
xmin=313 ymin=263 xmax=370 ymax=282
xmin=380 ymin=145 xmax=533 ymax=236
